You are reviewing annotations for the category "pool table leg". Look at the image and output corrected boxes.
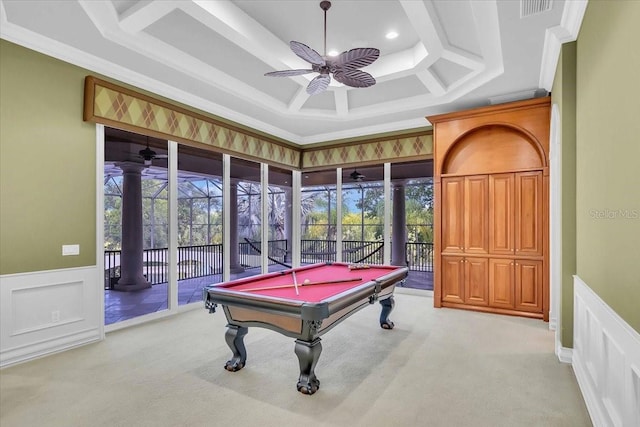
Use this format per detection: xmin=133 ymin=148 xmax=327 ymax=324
xmin=224 ymin=325 xmax=248 ymax=372
xmin=379 ymin=296 xmax=395 ymax=329
xmin=294 ymin=338 xmax=322 ymax=395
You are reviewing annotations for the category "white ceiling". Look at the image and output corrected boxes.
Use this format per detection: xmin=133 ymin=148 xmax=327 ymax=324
xmin=0 ymin=0 xmax=586 ymax=145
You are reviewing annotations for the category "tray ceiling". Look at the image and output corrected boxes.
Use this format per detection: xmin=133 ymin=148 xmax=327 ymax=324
xmin=0 ymin=0 xmax=585 ymax=144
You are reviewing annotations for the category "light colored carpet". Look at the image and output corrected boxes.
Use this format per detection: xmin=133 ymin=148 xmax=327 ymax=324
xmin=0 ymin=292 xmax=591 ymax=427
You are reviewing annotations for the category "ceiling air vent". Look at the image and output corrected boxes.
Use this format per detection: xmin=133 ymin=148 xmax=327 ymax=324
xmin=521 ymin=0 xmax=552 ymax=18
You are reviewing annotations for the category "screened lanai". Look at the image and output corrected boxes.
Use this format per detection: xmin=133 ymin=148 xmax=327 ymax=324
xmin=103 ymin=128 xmax=433 ymax=326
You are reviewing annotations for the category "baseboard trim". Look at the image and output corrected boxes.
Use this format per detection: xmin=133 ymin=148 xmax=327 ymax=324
xmin=557 ymin=345 xmax=573 ymax=364
xmin=1 ymin=328 xmax=101 ymax=368
xmin=572 ymin=275 xmax=640 ymax=427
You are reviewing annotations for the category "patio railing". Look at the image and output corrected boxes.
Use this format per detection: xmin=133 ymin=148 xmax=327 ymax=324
xmin=405 ymin=242 xmax=434 ymax=272
xmin=105 ymin=240 xmax=433 ymax=289
xmin=105 ymin=244 xmax=223 ymax=289
xmin=238 ymin=239 xmax=288 ymax=269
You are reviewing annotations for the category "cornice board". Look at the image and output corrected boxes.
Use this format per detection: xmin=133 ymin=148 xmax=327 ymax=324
xmin=302 ymin=134 xmax=433 ymax=170
xmin=84 ymin=76 xmax=302 ymax=169
xmin=303 ymin=128 xmax=433 ymax=151
xmin=84 ymin=76 xmax=435 ymax=171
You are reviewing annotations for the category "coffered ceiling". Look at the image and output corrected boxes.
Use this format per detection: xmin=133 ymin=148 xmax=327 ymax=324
xmin=0 ymin=0 xmax=586 ymax=145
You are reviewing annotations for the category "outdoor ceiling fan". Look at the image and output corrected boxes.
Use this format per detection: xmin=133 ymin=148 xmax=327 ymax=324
xmin=264 ymin=1 xmax=380 ymax=95
xmin=138 ymin=137 xmax=168 ymax=166
xmin=350 ymin=169 xmax=365 ymax=182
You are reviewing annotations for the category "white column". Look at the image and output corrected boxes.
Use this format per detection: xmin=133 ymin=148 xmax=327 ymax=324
xmin=284 ymin=187 xmax=293 ymax=263
xmin=223 ymin=154 xmax=231 ymax=281
xmin=336 ymin=168 xmax=343 ymax=262
xmin=291 ymin=170 xmax=301 ymax=268
xmin=261 ymin=163 xmax=269 ymax=274
xmin=384 ymin=163 xmax=392 ymax=265
xmin=550 ymin=104 xmax=562 ymax=340
xmin=96 ymin=124 xmax=106 ymax=335
xmin=167 ymin=140 xmax=178 ymax=309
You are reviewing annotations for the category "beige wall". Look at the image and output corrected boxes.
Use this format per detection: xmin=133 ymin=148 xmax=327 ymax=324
xmin=0 ymin=40 xmax=96 ymax=274
xmin=574 ymin=1 xmax=640 ymax=333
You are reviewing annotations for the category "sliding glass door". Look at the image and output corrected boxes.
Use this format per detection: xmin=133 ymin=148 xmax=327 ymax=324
xmin=103 ymin=129 xmax=169 ymax=325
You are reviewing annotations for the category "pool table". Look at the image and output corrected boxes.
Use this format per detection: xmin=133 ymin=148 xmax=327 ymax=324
xmin=203 ymin=262 xmax=408 ymax=394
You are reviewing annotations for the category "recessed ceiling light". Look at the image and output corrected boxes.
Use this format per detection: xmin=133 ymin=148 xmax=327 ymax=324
xmin=386 ymin=31 xmax=398 ymax=40
xmin=327 ymin=50 xmax=339 ymax=57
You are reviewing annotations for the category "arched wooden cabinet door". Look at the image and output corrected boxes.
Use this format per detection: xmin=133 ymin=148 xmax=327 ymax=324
xmin=429 ymin=97 xmax=550 ymax=321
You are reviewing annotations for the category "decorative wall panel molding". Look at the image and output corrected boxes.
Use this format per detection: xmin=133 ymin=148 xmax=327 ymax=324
xmin=573 ymin=275 xmax=640 ymax=427
xmin=0 ymin=266 xmax=102 ymax=367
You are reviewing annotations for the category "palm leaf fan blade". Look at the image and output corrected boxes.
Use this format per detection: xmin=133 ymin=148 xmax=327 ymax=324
xmin=333 ymin=69 xmax=376 ymax=88
xmin=265 ymin=69 xmax=315 ymax=77
xmin=306 ymin=74 xmax=331 ymax=95
xmin=290 ymin=41 xmax=325 ymax=66
xmin=333 ymin=48 xmax=380 ymax=70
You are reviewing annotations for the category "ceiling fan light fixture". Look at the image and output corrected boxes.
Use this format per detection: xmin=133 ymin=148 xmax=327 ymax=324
xmin=264 ymin=1 xmax=380 ymax=96
xmin=138 ymin=136 xmax=168 ymax=166
xmin=350 ymin=169 xmax=365 ymax=182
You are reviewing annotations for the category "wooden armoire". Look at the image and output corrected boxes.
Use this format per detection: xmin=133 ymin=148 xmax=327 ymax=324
xmin=428 ymin=97 xmax=550 ymax=321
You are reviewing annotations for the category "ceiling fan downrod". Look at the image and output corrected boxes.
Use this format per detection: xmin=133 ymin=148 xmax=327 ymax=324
xmin=320 ymin=1 xmax=331 ymax=57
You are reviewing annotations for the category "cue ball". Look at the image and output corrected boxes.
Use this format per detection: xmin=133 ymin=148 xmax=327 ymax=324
xmin=303 ymin=279 xmax=310 ymax=285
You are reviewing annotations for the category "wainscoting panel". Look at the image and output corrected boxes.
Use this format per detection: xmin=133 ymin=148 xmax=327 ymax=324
xmin=573 ymin=275 xmax=640 ymax=427
xmin=0 ymin=266 xmax=103 ymax=367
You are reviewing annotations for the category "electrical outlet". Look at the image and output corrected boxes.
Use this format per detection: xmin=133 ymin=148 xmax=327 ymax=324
xmin=51 ymin=310 xmax=60 ymax=323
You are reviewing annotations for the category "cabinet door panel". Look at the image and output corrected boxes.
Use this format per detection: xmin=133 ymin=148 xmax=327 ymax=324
xmin=464 ymin=257 xmax=489 ymax=305
xmin=464 ymin=175 xmax=489 ymax=254
xmin=515 ymin=171 xmax=543 ymax=256
xmin=442 ymin=177 xmax=464 ymax=253
xmin=442 ymin=177 xmax=465 ymax=253
xmin=489 ymin=258 xmax=514 ymax=308
xmin=489 ymin=174 xmax=514 ymax=254
xmin=441 ymin=256 xmax=464 ymax=303
xmin=515 ymin=260 xmax=542 ymax=312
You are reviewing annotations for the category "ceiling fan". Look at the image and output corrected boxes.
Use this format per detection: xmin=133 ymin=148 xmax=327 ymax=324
xmin=350 ymin=169 xmax=365 ymax=182
xmin=264 ymin=1 xmax=380 ymax=96
xmin=138 ymin=137 xmax=168 ymax=166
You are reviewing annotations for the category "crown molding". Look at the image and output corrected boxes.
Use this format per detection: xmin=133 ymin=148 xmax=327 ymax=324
xmin=539 ymin=0 xmax=588 ymax=91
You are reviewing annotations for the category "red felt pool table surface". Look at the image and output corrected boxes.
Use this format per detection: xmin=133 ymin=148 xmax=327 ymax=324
xmin=218 ymin=263 xmax=401 ymax=302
